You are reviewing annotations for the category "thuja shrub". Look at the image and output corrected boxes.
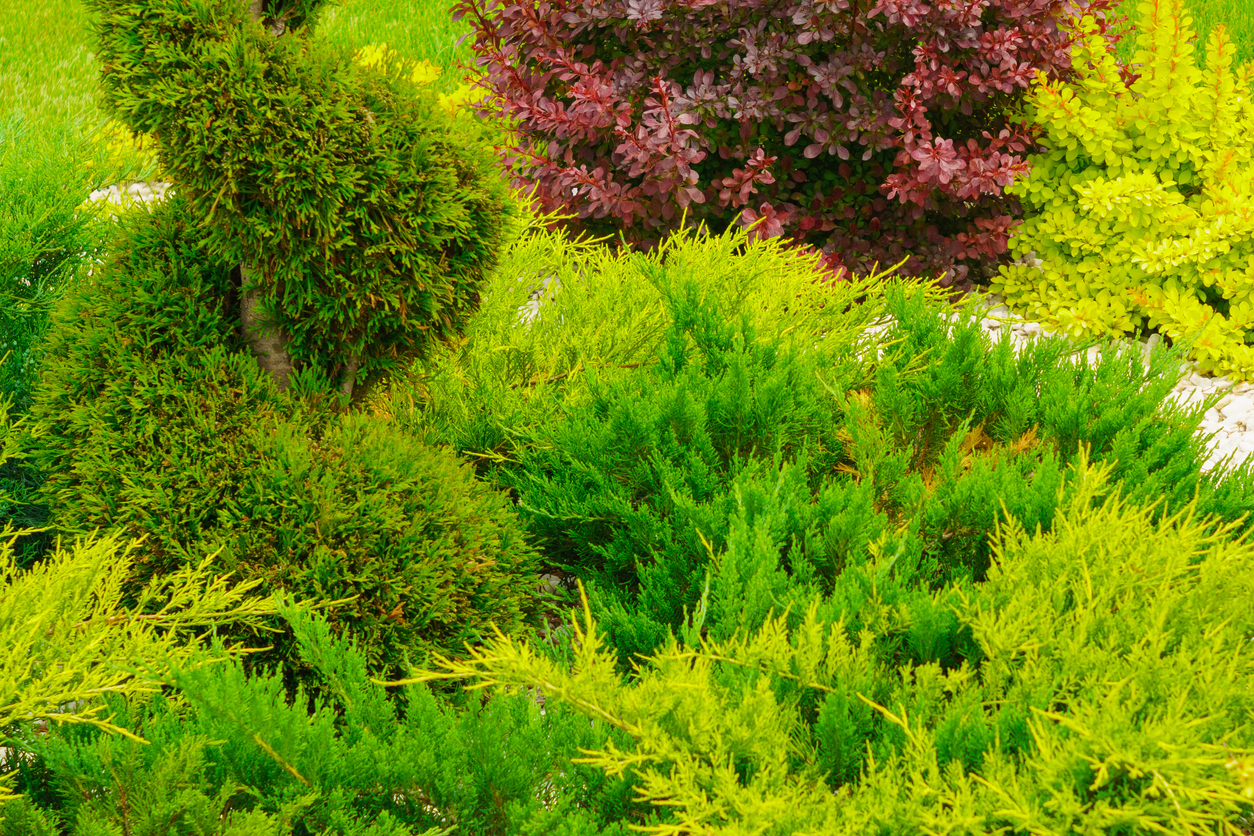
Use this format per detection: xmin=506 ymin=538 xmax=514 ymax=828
xmin=4 ymin=602 xmax=646 ymax=835
xmin=990 ymin=2 xmax=1254 ymax=380
xmin=20 ymin=194 xmax=545 ymax=690
xmin=409 ymin=456 xmax=1254 ymax=833
xmin=453 ymin=0 xmax=1137 ymax=288
xmin=83 ymin=42 xmax=511 ymax=197
xmin=86 ymin=0 xmax=524 ymax=398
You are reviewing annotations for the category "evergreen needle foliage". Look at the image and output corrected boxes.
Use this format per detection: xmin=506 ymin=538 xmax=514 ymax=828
xmin=399 ymin=453 xmax=1254 ymax=835
xmin=370 ymin=210 xmax=925 ymax=458
xmin=0 ymin=396 xmax=279 ymax=804
xmin=83 ymin=0 xmax=523 ymax=396
xmin=380 ymin=214 xmax=1254 ymax=672
xmin=3 ymin=600 xmax=648 ymax=835
xmin=21 ymin=193 xmax=549 ymax=697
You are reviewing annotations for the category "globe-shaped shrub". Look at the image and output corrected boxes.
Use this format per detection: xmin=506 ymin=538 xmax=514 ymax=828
xmin=24 ymin=195 xmax=545 ymax=685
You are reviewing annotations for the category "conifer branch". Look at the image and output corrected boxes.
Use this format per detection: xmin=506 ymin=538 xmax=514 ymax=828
xmin=510 ymin=361 xmax=647 ymax=390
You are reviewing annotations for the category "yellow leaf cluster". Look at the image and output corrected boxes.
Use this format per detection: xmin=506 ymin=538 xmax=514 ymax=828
xmin=992 ymin=0 xmax=1254 ymax=379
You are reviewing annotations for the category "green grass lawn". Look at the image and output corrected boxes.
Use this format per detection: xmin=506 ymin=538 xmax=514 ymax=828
xmin=0 ymin=0 xmax=477 ymax=159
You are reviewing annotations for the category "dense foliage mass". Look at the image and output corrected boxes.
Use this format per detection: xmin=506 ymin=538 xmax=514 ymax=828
xmin=0 ymin=112 xmax=141 ymax=428
xmin=452 ymin=0 xmax=1139 ymax=289
xmin=19 ymin=194 xmax=547 ymax=690
xmin=409 ymin=459 xmax=1254 ymax=834
xmin=484 ymin=280 xmax=1254 ymax=669
xmin=3 ymin=603 xmax=649 ymax=836
xmin=84 ymin=0 xmax=522 ymax=396
xmin=7 ymin=0 xmax=1254 ymax=831
xmin=992 ymin=0 xmax=1254 ymax=380
xmin=385 ymin=233 xmax=1254 ymax=672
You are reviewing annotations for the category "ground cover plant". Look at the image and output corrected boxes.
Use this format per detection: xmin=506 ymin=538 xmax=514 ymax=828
xmin=406 ymin=456 xmax=1254 ymax=834
xmin=375 ymin=215 xmax=1254 ymax=676
xmin=0 ymin=404 xmax=281 ymax=803
xmin=3 ymin=601 xmax=646 ymax=836
xmin=4 ymin=0 xmax=1254 ymax=832
xmin=10 ymin=0 xmax=561 ymax=701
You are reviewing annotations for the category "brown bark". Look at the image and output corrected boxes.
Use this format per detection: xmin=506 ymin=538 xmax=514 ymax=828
xmin=239 ymin=0 xmax=293 ymax=391
xmin=240 ymin=265 xmax=295 ymax=392
xmin=339 ymin=354 xmax=361 ymax=400
xmin=248 ymin=0 xmax=286 ymax=36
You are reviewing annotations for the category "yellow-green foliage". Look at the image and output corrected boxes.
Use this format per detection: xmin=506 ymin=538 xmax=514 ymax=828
xmin=0 ymin=409 xmax=279 ymax=802
xmin=350 ymin=42 xmax=522 ymax=146
xmin=992 ymin=0 xmax=1254 ymax=379
xmin=78 ymin=116 xmax=166 ymax=191
xmin=399 ymin=452 xmax=1254 ymax=835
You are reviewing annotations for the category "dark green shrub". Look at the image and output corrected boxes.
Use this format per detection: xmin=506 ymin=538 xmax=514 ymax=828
xmin=4 ymin=601 xmax=646 ymax=835
xmin=84 ymin=0 xmax=524 ymax=398
xmin=22 ymin=194 xmax=545 ymax=688
xmin=476 ymin=272 xmax=1254 ymax=672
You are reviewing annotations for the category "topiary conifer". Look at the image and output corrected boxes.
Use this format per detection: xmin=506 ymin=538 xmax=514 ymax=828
xmin=83 ymin=0 xmax=523 ymax=398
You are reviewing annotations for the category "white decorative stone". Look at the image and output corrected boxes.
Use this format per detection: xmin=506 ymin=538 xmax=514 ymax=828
xmin=85 ymin=179 xmax=173 ymax=207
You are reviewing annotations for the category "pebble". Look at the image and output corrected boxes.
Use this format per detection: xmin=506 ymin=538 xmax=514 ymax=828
xmin=80 ymin=183 xmax=1254 ymax=476
xmin=86 ymin=179 xmax=172 ymax=207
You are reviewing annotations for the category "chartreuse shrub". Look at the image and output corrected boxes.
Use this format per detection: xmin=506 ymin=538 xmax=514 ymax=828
xmin=0 ymin=396 xmax=279 ymax=804
xmin=85 ymin=0 xmax=525 ymax=398
xmin=0 ymin=522 xmax=277 ymax=802
xmin=375 ymin=210 xmax=923 ymax=463
xmin=21 ymin=193 xmax=546 ymax=693
xmin=403 ymin=455 xmax=1254 ymax=834
xmin=991 ymin=1 xmax=1254 ymax=379
xmin=1 ymin=600 xmax=646 ymax=835
xmin=378 ymin=214 xmax=1254 ymax=671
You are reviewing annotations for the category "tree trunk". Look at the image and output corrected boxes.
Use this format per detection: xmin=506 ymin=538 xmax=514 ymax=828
xmin=339 ymin=354 xmax=361 ymax=400
xmin=248 ymin=0 xmax=286 ymax=35
xmin=240 ymin=0 xmax=292 ymax=391
xmin=240 ymin=265 xmax=295 ymax=391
